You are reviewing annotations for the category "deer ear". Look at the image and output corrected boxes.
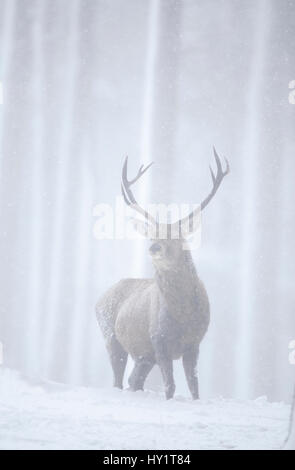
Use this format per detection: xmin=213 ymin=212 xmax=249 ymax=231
xmin=129 ymin=217 xmax=155 ymax=239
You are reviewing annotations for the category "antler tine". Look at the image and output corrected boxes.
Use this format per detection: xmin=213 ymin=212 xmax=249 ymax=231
xmin=213 ymin=146 xmax=222 ymax=173
xmin=213 ymin=146 xmax=230 ymax=178
xmin=209 ymin=165 xmax=216 ymax=185
xmin=121 ymin=157 xmax=135 ymax=205
xmin=121 ymin=182 xmax=132 ymax=205
xmin=224 ymin=157 xmax=230 ymax=175
xmin=200 ymin=148 xmax=230 ymax=210
xmin=121 ymin=156 xmax=157 ymax=225
xmin=129 ymin=161 xmax=154 ymax=185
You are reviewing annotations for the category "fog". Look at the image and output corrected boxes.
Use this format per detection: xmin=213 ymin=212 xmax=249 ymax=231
xmin=0 ymin=0 xmax=294 ymax=403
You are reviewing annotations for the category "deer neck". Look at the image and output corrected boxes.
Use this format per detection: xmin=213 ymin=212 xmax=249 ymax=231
xmin=154 ymin=251 xmax=198 ymax=319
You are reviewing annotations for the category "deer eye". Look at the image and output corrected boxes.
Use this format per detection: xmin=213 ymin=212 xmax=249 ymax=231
xmin=150 ymin=243 xmax=162 ymax=254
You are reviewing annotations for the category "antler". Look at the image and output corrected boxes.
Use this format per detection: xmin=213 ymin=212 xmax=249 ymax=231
xmin=172 ymin=147 xmax=230 ymax=234
xmin=121 ymin=156 xmax=157 ymax=225
xmin=201 ymin=147 xmax=230 ymax=210
xmin=122 ymin=149 xmax=229 ymax=238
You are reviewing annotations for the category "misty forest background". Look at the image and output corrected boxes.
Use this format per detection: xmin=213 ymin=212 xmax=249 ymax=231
xmin=0 ymin=0 xmax=294 ymax=403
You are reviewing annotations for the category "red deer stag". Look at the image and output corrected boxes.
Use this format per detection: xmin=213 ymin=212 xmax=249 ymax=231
xmin=96 ymin=148 xmax=229 ymax=399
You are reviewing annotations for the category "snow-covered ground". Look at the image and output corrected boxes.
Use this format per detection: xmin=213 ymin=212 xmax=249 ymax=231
xmin=0 ymin=368 xmax=290 ymax=450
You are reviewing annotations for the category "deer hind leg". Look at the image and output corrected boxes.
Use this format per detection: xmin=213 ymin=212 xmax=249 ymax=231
xmin=107 ymin=334 xmax=128 ymax=389
xmin=128 ymin=356 xmax=155 ymax=391
xmin=182 ymin=345 xmax=200 ymax=400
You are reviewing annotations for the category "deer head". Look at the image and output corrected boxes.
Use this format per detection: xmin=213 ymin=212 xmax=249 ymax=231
xmin=121 ymin=148 xmax=230 ymax=270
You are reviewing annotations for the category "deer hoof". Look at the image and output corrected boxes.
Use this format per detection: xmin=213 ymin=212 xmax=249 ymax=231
xmin=165 ymin=384 xmax=175 ymax=400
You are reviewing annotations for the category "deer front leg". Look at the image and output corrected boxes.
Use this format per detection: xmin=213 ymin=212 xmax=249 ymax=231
xmin=151 ymin=333 xmax=175 ymax=400
xmin=182 ymin=344 xmax=200 ymax=400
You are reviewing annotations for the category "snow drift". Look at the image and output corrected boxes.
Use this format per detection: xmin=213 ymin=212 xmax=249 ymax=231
xmin=0 ymin=368 xmax=290 ymax=450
